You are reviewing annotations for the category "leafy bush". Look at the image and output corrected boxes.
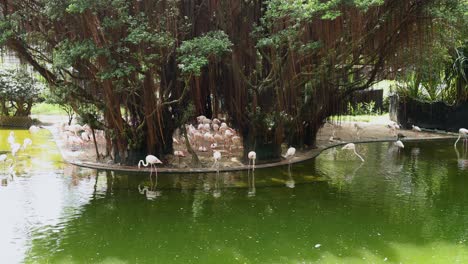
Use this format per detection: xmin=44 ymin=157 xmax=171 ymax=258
xmin=348 ymin=101 xmax=378 ymax=116
xmin=0 ymin=68 xmax=44 ymax=116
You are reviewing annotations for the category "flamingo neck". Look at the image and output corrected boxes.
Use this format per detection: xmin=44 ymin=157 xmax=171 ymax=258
xmin=455 ymin=134 xmax=461 ymax=147
xmin=138 ymin=160 xmax=148 ymax=168
xmin=354 ymin=149 xmax=365 ymax=162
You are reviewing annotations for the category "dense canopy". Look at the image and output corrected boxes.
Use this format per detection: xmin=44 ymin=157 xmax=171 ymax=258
xmin=0 ymin=0 xmax=465 ymax=164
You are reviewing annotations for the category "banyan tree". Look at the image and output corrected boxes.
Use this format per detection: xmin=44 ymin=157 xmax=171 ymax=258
xmin=0 ymin=0 xmax=459 ymax=164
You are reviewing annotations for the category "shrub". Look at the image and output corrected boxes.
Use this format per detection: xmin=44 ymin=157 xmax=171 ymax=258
xmin=0 ymin=68 xmax=44 ymax=117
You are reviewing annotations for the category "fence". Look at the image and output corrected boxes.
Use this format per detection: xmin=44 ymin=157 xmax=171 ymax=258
xmin=0 ymin=116 xmax=34 ymax=128
xmin=344 ymin=89 xmax=384 ymax=114
xmin=390 ymin=95 xmax=468 ymax=132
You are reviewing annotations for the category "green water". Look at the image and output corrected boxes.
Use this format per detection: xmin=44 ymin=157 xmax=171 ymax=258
xmin=1 ymin=129 xmax=468 ymax=264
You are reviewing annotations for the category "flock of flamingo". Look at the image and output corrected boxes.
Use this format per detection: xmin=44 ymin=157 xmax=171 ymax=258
xmin=2 ymin=117 xmax=467 ymax=197
xmin=0 ymin=125 xmax=39 ymax=179
xmin=138 ymin=116 xmax=468 ymax=181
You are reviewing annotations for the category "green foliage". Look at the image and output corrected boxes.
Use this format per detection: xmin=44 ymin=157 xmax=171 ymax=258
xmin=177 ymin=31 xmax=232 ymax=77
xmin=347 ymin=101 xmax=378 ymax=116
xmin=53 ymin=40 xmax=103 ymax=68
xmin=395 ymin=0 xmax=468 ymax=104
xmin=31 ymin=103 xmax=68 ymax=115
xmin=0 ymin=68 xmax=44 ymax=116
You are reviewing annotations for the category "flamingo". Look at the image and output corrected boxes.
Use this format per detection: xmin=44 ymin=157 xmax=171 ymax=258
xmin=224 ymin=130 xmax=234 ymax=148
xmin=22 ymin=138 xmax=32 ymax=150
xmin=454 ymin=128 xmax=468 ymax=147
xmin=284 ymin=147 xmax=296 ymax=162
xmin=282 ymin=147 xmax=296 ymax=187
xmin=213 ymin=151 xmax=222 ymax=198
xmin=173 ymin=150 xmax=185 ymax=167
xmin=412 ymin=125 xmax=422 ymax=136
xmin=198 ymin=146 xmax=207 ymax=152
xmin=387 ymin=122 xmax=400 ymax=137
xmin=212 ymin=118 xmax=221 ymax=125
xmin=7 ymin=131 xmax=15 ymax=146
xmin=197 ymin=115 xmax=207 ymax=124
xmin=341 ymin=143 xmax=364 ymax=162
xmin=248 ymin=151 xmax=257 ymax=172
xmin=394 ymin=140 xmax=404 ymax=153
xmin=283 ymin=147 xmax=296 ymax=188
xmin=81 ymin=131 xmax=91 ymax=142
xmin=247 ymin=151 xmax=256 ymax=196
xmin=138 ymin=155 xmax=163 ymax=177
xmin=29 ymin=125 xmax=40 ymax=134
xmin=354 ymin=123 xmax=364 ymax=139
xmin=213 ymin=151 xmax=222 ymax=169
xmin=231 ymin=136 xmax=241 ymax=150
xmin=10 ymin=143 xmax=21 ymax=157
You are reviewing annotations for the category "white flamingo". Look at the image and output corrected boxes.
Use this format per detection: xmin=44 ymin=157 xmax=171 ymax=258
xmin=213 ymin=151 xmax=222 ymax=169
xmin=454 ymin=128 xmax=468 ymax=147
xmin=138 ymin=155 xmax=163 ymax=196
xmin=213 ymin=151 xmax=222 ymax=198
xmin=354 ymin=123 xmax=364 ymax=139
xmin=284 ymin=147 xmax=296 ymax=163
xmin=138 ymin=155 xmax=163 ymax=177
xmin=248 ymin=151 xmax=257 ymax=172
xmin=394 ymin=140 xmax=404 ymax=154
xmin=342 ymin=143 xmax=364 ymax=162
xmin=10 ymin=143 xmax=21 ymax=157
xmin=29 ymin=125 xmax=40 ymax=134
xmin=283 ymin=147 xmax=296 ymax=188
xmin=22 ymin=138 xmax=32 ymax=150
xmin=394 ymin=140 xmax=404 ymax=149
xmin=412 ymin=125 xmax=422 ymax=137
xmin=7 ymin=131 xmax=15 ymax=146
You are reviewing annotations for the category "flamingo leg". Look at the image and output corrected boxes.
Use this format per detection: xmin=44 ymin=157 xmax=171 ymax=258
xmin=154 ymin=165 xmax=158 ymax=189
xmin=247 ymin=159 xmax=251 ymax=185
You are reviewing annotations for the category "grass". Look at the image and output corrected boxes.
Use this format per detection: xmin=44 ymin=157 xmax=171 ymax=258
xmin=31 ymin=103 xmax=68 ymax=115
xmin=329 ymin=113 xmax=389 ymax=123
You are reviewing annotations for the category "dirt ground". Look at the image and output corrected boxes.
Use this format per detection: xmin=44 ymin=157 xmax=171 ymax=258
xmin=35 ymin=114 xmax=454 ymax=169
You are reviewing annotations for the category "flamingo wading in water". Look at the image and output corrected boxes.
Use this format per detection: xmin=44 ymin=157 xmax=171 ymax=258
xmin=138 ymin=155 xmax=162 ymax=177
xmin=247 ymin=151 xmax=256 ymax=196
xmin=283 ymin=147 xmax=296 ymax=188
xmin=138 ymin=155 xmax=163 ymax=197
xmin=213 ymin=151 xmax=222 ymax=198
xmin=454 ymin=128 xmax=468 ymax=148
xmin=342 ymin=143 xmax=365 ymax=162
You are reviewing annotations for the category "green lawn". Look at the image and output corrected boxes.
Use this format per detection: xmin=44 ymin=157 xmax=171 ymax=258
xmin=31 ymin=103 xmax=68 ymax=115
xmin=329 ymin=113 xmax=389 ymax=123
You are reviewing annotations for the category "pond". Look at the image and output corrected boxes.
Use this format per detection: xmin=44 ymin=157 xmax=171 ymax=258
xmin=1 ymin=129 xmax=467 ymax=263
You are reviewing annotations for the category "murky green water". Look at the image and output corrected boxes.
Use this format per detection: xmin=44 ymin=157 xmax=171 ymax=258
xmin=1 ymin=129 xmax=468 ymax=263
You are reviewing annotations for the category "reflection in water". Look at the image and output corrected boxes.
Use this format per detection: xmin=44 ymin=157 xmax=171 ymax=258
xmin=248 ymin=169 xmax=256 ymax=197
xmin=213 ymin=171 xmax=222 ymax=198
xmin=247 ymin=152 xmax=256 ymax=197
xmin=454 ymin=146 xmax=468 ymax=170
xmin=213 ymin=151 xmax=222 ymax=198
xmin=2 ymin=135 xmax=468 ymax=263
xmin=285 ymin=165 xmax=295 ymax=188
